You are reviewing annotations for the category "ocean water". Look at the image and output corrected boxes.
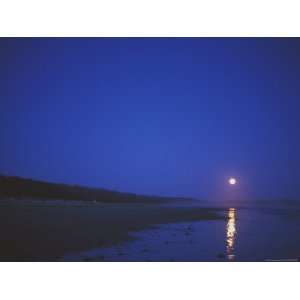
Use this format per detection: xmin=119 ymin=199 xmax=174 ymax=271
xmin=64 ymin=206 xmax=300 ymax=262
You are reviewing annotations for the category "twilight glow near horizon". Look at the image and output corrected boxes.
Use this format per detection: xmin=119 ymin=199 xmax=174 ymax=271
xmin=1 ymin=38 xmax=300 ymax=201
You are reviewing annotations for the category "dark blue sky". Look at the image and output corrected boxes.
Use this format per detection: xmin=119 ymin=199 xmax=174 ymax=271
xmin=1 ymin=38 xmax=300 ymax=200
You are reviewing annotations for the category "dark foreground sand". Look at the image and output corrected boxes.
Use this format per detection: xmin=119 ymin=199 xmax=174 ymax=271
xmin=0 ymin=198 xmax=225 ymax=261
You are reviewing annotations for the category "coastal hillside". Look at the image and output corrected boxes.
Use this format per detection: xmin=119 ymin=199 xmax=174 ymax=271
xmin=0 ymin=175 xmax=190 ymax=203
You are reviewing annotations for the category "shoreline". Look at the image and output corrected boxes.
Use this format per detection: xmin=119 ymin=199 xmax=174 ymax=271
xmin=0 ymin=198 xmax=225 ymax=261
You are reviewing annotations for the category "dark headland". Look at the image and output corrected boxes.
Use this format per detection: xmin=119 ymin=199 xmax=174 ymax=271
xmin=0 ymin=175 xmax=192 ymax=203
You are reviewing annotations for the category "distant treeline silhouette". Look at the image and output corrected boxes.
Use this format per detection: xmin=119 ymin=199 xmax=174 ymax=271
xmin=0 ymin=175 xmax=183 ymax=203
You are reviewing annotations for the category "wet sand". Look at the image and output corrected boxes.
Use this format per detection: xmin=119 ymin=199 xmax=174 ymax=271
xmin=63 ymin=206 xmax=300 ymax=262
xmin=0 ymin=198 xmax=225 ymax=261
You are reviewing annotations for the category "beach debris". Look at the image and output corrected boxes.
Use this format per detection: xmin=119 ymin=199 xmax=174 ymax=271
xmin=116 ymin=247 xmax=124 ymax=256
xmin=83 ymin=257 xmax=94 ymax=261
xmin=183 ymin=224 xmax=193 ymax=236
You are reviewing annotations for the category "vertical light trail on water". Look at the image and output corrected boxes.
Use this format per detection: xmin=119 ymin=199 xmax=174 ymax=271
xmin=226 ymin=208 xmax=237 ymax=261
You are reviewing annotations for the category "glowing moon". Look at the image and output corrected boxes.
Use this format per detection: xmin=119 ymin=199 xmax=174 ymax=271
xmin=228 ymin=177 xmax=237 ymax=185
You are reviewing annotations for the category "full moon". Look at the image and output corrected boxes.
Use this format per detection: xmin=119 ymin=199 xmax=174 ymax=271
xmin=228 ymin=177 xmax=237 ymax=185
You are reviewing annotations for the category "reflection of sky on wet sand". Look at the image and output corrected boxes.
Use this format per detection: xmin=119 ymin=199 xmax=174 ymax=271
xmin=226 ymin=208 xmax=237 ymax=261
xmin=63 ymin=206 xmax=300 ymax=262
xmin=63 ymin=220 xmax=226 ymax=262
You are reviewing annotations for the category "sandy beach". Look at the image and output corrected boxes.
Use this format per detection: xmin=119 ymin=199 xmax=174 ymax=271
xmin=0 ymin=198 xmax=225 ymax=261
